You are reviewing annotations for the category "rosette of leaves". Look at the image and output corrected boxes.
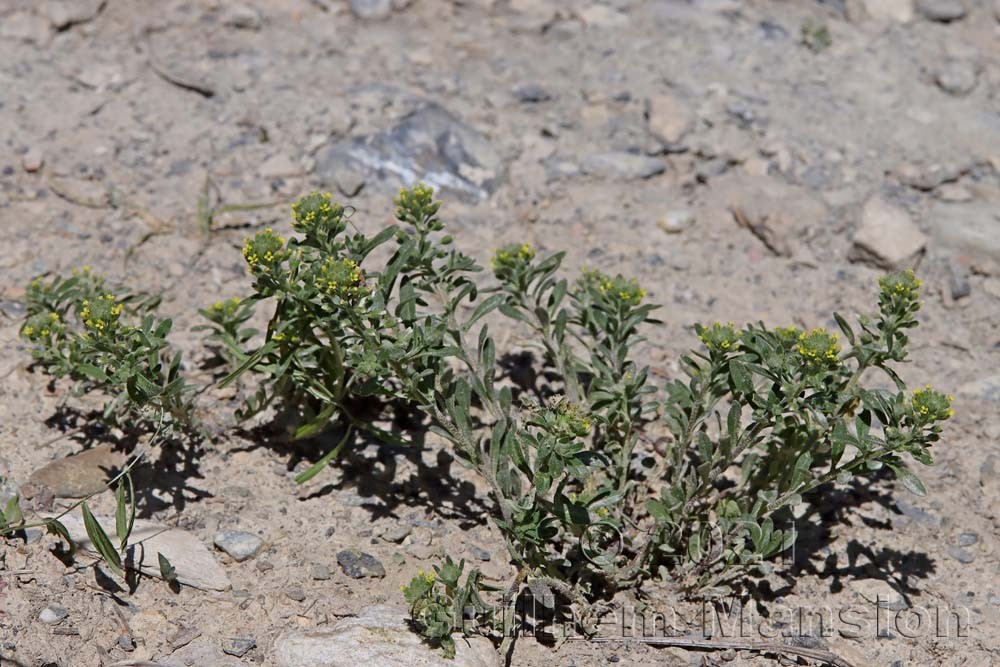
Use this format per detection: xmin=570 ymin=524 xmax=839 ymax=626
xmin=20 ymin=269 xmax=194 ymax=434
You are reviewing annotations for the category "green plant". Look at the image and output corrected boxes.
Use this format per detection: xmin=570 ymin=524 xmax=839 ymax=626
xmin=20 ymin=268 xmax=195 ymax=436
xmin=210 ymin=188 xmax=951 ymax=653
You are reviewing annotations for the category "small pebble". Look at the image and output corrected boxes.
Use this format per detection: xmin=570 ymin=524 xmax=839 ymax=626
xmin=468 ymin=544 xmax=491 ymax=561
xmin=22 ymin=148 xmax=43 ymax=173
xmin=311 ymin=563 xmax=331 ymax=580
xmin=947 ymin=546 xmax=975 ymax=564
xmin=285 ymin=587 xmax=306 ymax=602
xmin=379 ymin=524 xmax=411 ymax=543
xmin=38 ymin=605 xmax=68 ymax=624
xmin=658 ymin=209 xmax=696 ymax=234
xmin=117 ymin=635 xmax=135 ymax=652
xmin=958 ymin=532 xmax=979 ymax=547
xmin=223 ymin=637 xmax=256 ymax=657
xmin=336 ymin=549 xmax=386 ymax=578
xmin=213 ymin=530 xmax=263 ymax=562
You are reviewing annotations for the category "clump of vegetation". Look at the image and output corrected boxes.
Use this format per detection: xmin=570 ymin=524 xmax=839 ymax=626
xmin=20 ymin=268 xmax=195 ymax=435
xmin=199 ymin=187 xmax=949 ymax=650
xmin=14 ymin=187 xmax=952 ymax=656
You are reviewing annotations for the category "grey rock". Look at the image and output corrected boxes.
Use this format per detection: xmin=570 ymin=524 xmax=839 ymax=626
xmin=316 ymin=103 xmax=504 ymax=203
xmin=311 ymin=563 xmax=331 ymax=580
xmin=38 ymin=604 xmax=68 ymax=624
xmin=929 ymin=202 xmax=1000 ymax=275
xmin=28 ymin=445 xmax=125 ymax=498
xmin=948 ymin=263 xmax=971 ymax=300
xmin=222 ymin=637 xmax=256 ymax=657
xmin=380 ymin=524 xmax=411 ymax=543
xmin=274 ymin=605 xmax=499 ymax=667
xmin=350 ymin=0 xmax=393 ymax=19
xmin=513 ymin=83 xmax=552 ymax=103
xmin=285 ymin=587 xmax=307 ymax=602
xmin=468 ymin=544 xmax=491 ymax=561
xmin=958 ymin=532 xmax=979 ymax=547
xmin=849 ymin=196 xmax=927 ymax=269
xmin=117 ymin=635 xmax=136 ymax=651
xmin=223 ymin=4 xmax=263 ymax=30
xmin=336 ymin=549 xmax=386 ymax=578
xmin=213 ymin=530 xmax=263 ymax=562
xmin=58 ymin=512 xmax=231 ymax=591
xmin=894 ymin=500 xmax=940 ymax=526
xmin=916 ymin=0 xmax=966 ymax=21
xmin=935 ymin=60 xmax=977 ymax=96
xmin=947 ymin=546 xmax=975 ymax=564
xmin=580 ymin=152 xmax=666 ymax=180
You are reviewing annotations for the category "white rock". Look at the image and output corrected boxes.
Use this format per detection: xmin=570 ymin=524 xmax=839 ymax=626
xmin=646 ymin=93 xmax=695 ymax=146
xmin=849 ymin=196 xmax=927 ymax=269
xmin=56 ymin=512 xmax=231 ymax=591
xmin=38 ymin=604 xmax=68 ymax=624
xmin=273 ymin=605 xmax=499 ymax=667
xmin=658 ymin=209 xmax=696 ymax=234
xmin=861 ymin=0 xmax=914 ymax=22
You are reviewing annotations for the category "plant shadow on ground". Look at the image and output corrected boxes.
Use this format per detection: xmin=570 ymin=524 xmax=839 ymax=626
xmin=222 ymin=351 xmax=557 ymax=528
xmin=750 ymin=470 xmax=936 ymax=609
xmin=41 ymin=406 xmax=212 ymax=519
xmin=230 ymin=409 xmax=491 ymax=529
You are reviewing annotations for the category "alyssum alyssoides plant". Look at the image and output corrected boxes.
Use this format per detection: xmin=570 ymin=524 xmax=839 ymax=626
xmin=202 ymin=186 xmax=952 ymax=654
xmin=20 ymin=267 xmax=196 ymax=436
xmin=12 ymin=269 xmax=197 ymax=584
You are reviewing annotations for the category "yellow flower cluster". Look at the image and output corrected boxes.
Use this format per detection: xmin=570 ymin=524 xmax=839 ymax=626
xmin=210 ymin=296 xmax=241 ymax=313
xmin=22 ymin=312 xmax=61 ymax=341
xmin=291 ymin=192 xmax=343 ymax=234
xmin=242 ymin=228 xmax=288 ymax=272
xmin=697 ymin=321 xmax=742 ymax=352
xmin=581 ymin=269 xmax=647 ymax=306
xmin=81 ymin=294 xmax=123 ymax=333
xmin=911 ymin=385 xmax=954 ymax=423
xmin=795 ymin=327 xmax=840 ymax=365
xmin=491 ymin=242 xmax=536 ymax=278
xmin=313 ymin=257 xmax=367 ymax=300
